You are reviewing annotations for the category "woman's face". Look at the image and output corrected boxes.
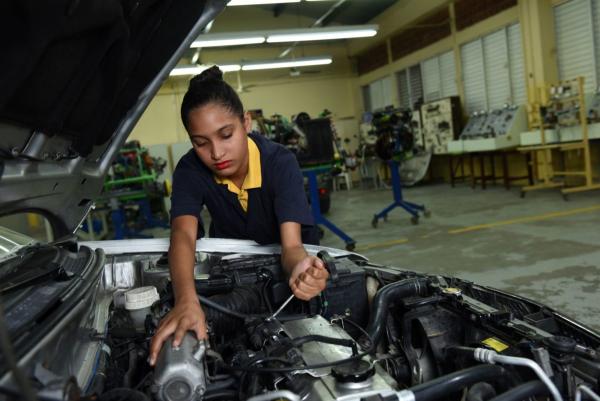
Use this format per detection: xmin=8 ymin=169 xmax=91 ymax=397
xmin=187 ymin=103 xmax=252 ymax=179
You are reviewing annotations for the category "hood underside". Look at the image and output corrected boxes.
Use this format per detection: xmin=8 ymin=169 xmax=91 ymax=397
xmin=0 ymin=0 xmax=225 ymax=236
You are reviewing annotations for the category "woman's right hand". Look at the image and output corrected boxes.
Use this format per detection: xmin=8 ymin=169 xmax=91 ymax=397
xmin=148 ymin=298 xmax=208 ymax=366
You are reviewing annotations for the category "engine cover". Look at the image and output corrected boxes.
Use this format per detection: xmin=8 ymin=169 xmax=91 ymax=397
xmin=282 ymin=316 xmax=397 ymax=400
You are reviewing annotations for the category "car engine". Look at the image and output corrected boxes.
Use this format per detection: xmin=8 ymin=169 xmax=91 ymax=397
xmin=89 ymin=250 xmax=600 ymax=401
xmin=2 ymin=243 xmax=599 ymax=401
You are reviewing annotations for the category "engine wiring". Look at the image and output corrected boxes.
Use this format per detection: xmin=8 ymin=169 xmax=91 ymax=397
xmin=218 ymin=316 xmax=375 ymax=374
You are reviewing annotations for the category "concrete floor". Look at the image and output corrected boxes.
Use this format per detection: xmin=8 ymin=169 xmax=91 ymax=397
xmin=320 ymin=182 xmax=600 ymax=332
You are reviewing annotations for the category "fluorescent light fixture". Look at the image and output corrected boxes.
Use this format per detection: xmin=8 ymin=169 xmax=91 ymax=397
xmin=191 ymin=26 xmax=378 ymax=49
xmin=191 ymin=36 xmax=265 ymax=48
xmin=242 ymin=56 xmax=332 ymax=71
xmin=170 ymin=64 xmax=241 ymax=77
xmin=228 ymin=0 xmax=300 ymax=5
xmin=266 ymin=25 xmax=378 ymax=43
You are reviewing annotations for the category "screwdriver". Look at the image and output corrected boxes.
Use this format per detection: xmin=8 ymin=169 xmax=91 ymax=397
xmin=266 ymin=250 xmax=338 ymax=321
xmin=266 ymin=292 xmax=295 ymax=321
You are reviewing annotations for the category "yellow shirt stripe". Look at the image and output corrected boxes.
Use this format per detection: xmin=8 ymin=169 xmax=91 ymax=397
xmin=214 ymin=137 xmax=262 ymax=211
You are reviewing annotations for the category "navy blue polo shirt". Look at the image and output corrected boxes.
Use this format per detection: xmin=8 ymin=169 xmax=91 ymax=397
xmin=170 ymin=133 xmax=319 ymax=245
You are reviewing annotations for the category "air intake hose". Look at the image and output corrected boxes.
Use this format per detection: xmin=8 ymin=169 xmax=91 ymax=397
xmin=366 ymin=277 xmax=429 ymax=347
xmin=201 ymin=286 xmax=263 ymax=334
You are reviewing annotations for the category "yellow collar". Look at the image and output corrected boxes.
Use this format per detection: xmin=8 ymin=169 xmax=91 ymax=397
xmin=242 ymin=137 xmax=262 ymax=189
xmin=215 ymin=137 xmax=262 ymax=211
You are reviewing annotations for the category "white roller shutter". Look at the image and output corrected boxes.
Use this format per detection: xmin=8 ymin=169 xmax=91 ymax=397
xmin=397 ymin=70 xmax=409 ymax=108
xmin=422 ymin=57 xmax=441 ymax=102
xmin=381 ymin=76 xmax=393 ymax=108
xmin=507 ymin=23 xmax=527 ymax=105
xmin=554 ymin=0 xmax=596 ymax=93
xmin=362 ymin=85 xmax=372 ymax=112
xmin=592 ymin=0 xmax=600 ymax=86
xmin=368 ymin=81 xmax=382 ymax=111
xmin=409 ymin=65 xmax=423 ymax=106
xmin=483 ymin=28 xmax=511 ymax=109
xmin=368 ymin=76 xmax=393 ymax=111
xmin=462 ymin=39 xmax=486 ymax=113
xmin=439 ymin=50 xmax=457 ymax=97
xmin=396 ymin=65 xmax=424 ymax=109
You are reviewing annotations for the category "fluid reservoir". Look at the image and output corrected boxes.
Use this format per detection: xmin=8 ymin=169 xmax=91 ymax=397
xmin=124 ymin=286 xmax=159 ymax=330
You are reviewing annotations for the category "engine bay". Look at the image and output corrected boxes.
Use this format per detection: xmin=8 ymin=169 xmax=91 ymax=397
xmin=1 ymin=243 xmax=600 ymax=401
xmin=94 ymin=250 xmax=600 ymax=401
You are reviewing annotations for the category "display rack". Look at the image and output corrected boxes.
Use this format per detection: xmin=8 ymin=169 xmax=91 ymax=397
xmin=518 ymin=76 xmax=600 ymax=197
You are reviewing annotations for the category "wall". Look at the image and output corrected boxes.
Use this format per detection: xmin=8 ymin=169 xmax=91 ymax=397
xmin=128 ymin=72 xmax=358 ymax=147
xmin=129 ymin=5 xmax=360 ymax=148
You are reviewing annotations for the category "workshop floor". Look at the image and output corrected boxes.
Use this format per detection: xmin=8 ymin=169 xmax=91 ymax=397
xmin=320 ymin=182 xmax=600 ymax=332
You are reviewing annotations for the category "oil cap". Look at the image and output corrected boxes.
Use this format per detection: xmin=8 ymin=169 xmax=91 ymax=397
xmin=332 ymin=360 xmax=375 ymax=383
xmin=124 ymin=286 xmax=160 ymax=310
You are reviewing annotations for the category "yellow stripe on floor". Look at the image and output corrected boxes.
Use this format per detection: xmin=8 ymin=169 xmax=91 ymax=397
xmin=357 ymin=238 xmax=409 ymax=251
xmin=448 ymin=204 xmax=600 ymax=235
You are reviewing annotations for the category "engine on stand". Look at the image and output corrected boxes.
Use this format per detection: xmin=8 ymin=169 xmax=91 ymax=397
xmin=360 ymin=108 xmax=431 ymax=187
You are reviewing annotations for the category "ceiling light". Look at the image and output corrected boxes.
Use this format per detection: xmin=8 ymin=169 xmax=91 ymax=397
xmin=191 ymin=25 xmax=379 ymax=49
xmin=242 ymin=56 xmax=332 ymax=71
xmin=191 ymin=50 xmax=200 ymax=64
xmin=266 ymin=25 xmax=377 ymax=43
xmin=170 ymin=64 xmax=241 ymax=77
xmin=191 ymin=36 xmax=265 ymax=48
xmin=228 ymin=0 xmax=300 ymax=5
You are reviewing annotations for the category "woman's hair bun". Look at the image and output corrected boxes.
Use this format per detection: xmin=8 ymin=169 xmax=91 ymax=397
xmin=189 ymin=65 xmax=223 ymax=87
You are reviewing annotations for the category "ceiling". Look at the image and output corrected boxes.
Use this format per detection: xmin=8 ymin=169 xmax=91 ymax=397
xmin=179 ymin=1 xmax=399 ymax=73
xmin=256 ymin=0 xmax=398 ymax=25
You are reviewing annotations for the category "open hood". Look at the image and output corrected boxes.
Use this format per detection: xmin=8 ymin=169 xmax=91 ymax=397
xmin=0 ymin=0 xmax=226 ymax=237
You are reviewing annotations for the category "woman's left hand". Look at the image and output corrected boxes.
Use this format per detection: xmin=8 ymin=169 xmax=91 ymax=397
xmin=288 ymin=256 xmax=329 ymax=300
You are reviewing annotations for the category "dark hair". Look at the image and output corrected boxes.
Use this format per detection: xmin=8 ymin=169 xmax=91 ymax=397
xmin=180 ymin=66 xmax=244 ymax=131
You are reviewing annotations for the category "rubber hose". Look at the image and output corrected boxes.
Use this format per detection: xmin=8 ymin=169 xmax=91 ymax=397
xmin=411 ymin=365 xmax=507 ymax=401
xmin=123 ymin=347 xmax=138 ymax=388
xmin=488 ymin=381 xmax=548 ymax=401
xmin=290 ymin=334 xmax=358 ymax=355
xmin=467 ymin=382 xmax=497 ymax=401
xmin=201 ymin=286 xmax=264 ymax=334
xmin=88 ymin=347 xmax=109 ymax=395
xmin=366 ymin=278 xmax=429 ymax=347
xmin=205 ymin=377 xmax=236 ymax=392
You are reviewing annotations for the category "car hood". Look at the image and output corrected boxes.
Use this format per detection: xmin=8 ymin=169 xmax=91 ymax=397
xmin=0 ymin=0 xmax=226 ymax=237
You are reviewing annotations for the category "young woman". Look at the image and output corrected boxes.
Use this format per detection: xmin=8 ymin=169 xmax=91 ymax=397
xmin=149 ymin=66 xmax=329 ymax=365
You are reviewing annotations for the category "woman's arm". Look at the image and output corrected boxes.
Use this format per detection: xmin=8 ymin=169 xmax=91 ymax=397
xmin=169 ymin=215 xmax=201 ymax=304
xmin=280 ymin=221 xmax=329 ymax=300
xmin=149 ymin=215 xmax=207 ymax=366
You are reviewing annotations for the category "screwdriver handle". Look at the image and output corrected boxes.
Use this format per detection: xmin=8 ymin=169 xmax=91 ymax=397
xmin=316 ymin=250 xmax=338 ymax=282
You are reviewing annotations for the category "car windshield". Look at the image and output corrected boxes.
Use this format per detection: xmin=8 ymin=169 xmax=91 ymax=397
xmin=0 ymin=226 xmax=37 ymax=263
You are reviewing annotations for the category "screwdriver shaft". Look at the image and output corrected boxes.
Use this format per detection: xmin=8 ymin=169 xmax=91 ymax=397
xmin=268 ymin=293 xmax=295 ymax=320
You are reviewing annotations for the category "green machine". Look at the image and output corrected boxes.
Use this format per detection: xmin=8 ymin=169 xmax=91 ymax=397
xmin=81 ymin=141 xmax=170 ymax=239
